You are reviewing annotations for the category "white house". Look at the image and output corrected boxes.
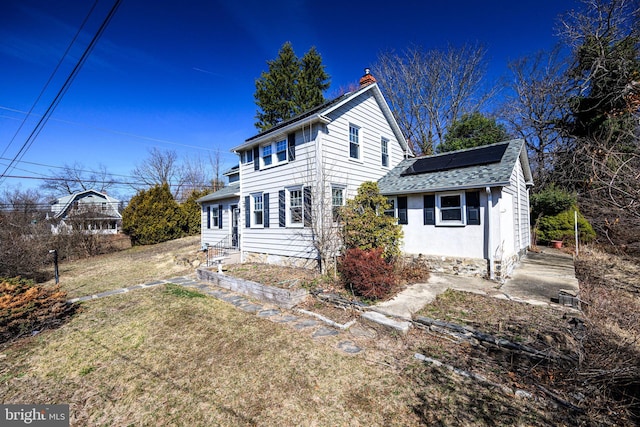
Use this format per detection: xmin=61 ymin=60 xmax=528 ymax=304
xmin=377 ymin=139 xmax=534 ymax=278
xmin=199 ymin=70 xmax=534 ymax=278
xmin=50 ymin=189 xmax=122 ymax=234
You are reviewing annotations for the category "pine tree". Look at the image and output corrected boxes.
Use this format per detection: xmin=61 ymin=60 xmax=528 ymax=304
xmin=297 ymin=46 xmax=330 ymax=112
xmin=254 ymin=42 xmax=330 ymax=132
xmin=437 ymin=112 xmax=510 ymax=153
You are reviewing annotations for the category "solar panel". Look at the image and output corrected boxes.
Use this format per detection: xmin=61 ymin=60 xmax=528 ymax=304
xmin=401 ymin=143 xmax=509 ymax=176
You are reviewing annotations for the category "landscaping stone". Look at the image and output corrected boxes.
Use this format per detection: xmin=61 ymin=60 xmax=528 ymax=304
xmin=257 ymin=309 xmax=281 ymax=318
xmin=238 ymin=304 xmax=263 ymax=313
xmin=312 ymin=327 xmax=339 ymax=338
xmin=361 ymin=311 xmax=411 ymax=334
xmin=293 ymin=320 xmax=318 ymax=329
xmin=272 ymin=315 xmax=298 ymax=323
xmin=337 ymin=341 xmax=362 ymax=354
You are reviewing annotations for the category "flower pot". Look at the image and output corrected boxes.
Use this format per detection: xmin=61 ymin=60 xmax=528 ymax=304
xmin=551 ymin=240 xmax=563 ymax=249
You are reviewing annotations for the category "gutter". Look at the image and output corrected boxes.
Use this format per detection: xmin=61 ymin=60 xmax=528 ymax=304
xmin=486 ymin=187 xmax=495 ymax=280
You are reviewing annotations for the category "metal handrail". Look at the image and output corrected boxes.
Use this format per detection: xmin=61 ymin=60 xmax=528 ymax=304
xmin=204 ymin=236 xmax=232 ymax=267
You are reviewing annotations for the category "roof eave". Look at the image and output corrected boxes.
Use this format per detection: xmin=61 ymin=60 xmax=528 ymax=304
xmin=380 ymin=181 xmax=509 ymax=196
xmin=232 ymin=115 xmax=331 ymax=152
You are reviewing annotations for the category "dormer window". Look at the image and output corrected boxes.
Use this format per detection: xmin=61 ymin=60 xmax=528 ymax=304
xmin=260 ymin=139 xmax=288 ymax=168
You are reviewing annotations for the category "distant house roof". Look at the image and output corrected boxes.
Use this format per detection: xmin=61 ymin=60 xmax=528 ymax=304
xmin=196 ymin=182 xmax=240 ymax=203
xmin=51 ymin=189 xmax=121 ymax=219
xmin=377 ymin=139 xmax=533 ymax=195
xmin=232 ymin=82 xmax=412 ymax=155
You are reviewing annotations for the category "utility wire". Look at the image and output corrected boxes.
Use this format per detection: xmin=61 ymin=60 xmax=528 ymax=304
xmin=0 ymin=0 xmax=123 ymax=184
xmin=0 ymin=0 xmax=100 ymax=161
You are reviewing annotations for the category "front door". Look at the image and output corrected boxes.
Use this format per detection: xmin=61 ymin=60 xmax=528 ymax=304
xmin=231 ymin=205 xmax=239 ymax=248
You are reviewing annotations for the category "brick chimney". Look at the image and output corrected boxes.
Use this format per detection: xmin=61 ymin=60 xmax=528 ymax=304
xmin=359 ymin=68 xmax=376 ymax=86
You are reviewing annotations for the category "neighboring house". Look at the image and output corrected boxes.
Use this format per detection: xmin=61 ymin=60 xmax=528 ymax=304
xmin=199 ymin=70 xmax=534 ymax=279
xmin=49 ymin=189 xmax=122 ymax=234
xmin=197 ymin=166 xmax=241 ymax=249
xmin=377 ymin=139 xmax=534 ymax=278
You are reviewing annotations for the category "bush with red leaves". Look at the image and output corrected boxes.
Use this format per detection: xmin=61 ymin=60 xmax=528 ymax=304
xmin=338 ymin=248 xmax=397 ymax=300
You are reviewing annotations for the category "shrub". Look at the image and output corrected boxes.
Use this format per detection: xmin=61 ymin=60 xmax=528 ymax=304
xmin=338 ymin=248 xmax=397 ymax=300
xmin=530 ymin=186 xmax=576 ymax=222
xmin=340 ymin=182 xmax=403 ymax=260
xmin=180 ymin=189 xmax=209 ymax=236
xmin=0 ymin=277 xmax=76 ymax=343
xmin=536 ymin=208 xmax=596 ymax=244
xmin=122 ymin=184 xmax=185 ymax=245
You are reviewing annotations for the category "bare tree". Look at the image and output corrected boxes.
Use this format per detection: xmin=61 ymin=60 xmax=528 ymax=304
xmin=131 ymin=147 xmax=181 ymax=195
xmin=41 ymin=162 xmax=115 ymax=195
xmin=373 ymin=43 xmax=496 ymax=154
xmin=502 ymin=48 xmax=572 ymax=185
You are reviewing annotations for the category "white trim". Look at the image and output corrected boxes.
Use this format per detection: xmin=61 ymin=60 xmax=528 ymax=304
xmin=251 ymin=193 xmax=264 ymax=228
xmin=436 ymin=191 xmax=466 ymax=226
xmin=286 ymin=186 xmax=304 ymax=228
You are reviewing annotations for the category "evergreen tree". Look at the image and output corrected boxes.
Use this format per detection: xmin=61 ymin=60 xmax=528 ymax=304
xmin=122 ymin=184 xmax=185 ymax=246
xmin=254 ymin=42 xmax=330 ymax=132
xmin=437 ymin=112 xmax=510 ymax=153
xmin=297 ymin=46 xmax=330 ymax=112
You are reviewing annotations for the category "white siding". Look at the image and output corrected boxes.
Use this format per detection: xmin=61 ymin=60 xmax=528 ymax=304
xmin=238 ymin=90 xmax=408 ymax=263
xmin=201 ymin=198 xmax=239 ymax=247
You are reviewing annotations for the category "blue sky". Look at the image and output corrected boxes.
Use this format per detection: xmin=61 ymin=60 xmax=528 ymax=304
xmin=0 ymin=0 xmax=578 ymax=198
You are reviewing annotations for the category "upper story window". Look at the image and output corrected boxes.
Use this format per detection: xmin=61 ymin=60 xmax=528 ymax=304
xmin=381 ymin=138 xmax=389 ymax=167
xmin=262 ymin=144 xmax=273 ymax=167
xmin=331 ymin=186 xmax=344 ymax=222
xmin=242 ymin=149 xmax=254 ymax=164
xmin=259 ymin=139 xmax=288 ymax=168
xmin=349 ymin=124 xmax=360 ymax=159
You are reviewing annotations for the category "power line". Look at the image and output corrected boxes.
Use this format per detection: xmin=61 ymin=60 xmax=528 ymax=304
xmin=0 ymin=0 xmax=123 ymax=184
xmin=0 ymin=0 xmax=100 ymax=161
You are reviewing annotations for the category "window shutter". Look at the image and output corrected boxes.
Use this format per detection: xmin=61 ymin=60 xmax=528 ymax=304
xmin=244 ymin=196 xmax=250 ymax=228
xmin=303 ymin=187 xmax=312 ymax=227
xmin=287 ymin=133 xmax=296 ymax=161
xmin=423 ymin=195 xmax=435 ymax=225
xmin=278 ymin=190 xmax=286 ymax=227
xmin=263 ymin=193 xmax=270 ymax=228
xmin=397 ymin=196 xmax=408 ymax=224
xmin=466 ymin=191 xmax=481 ymax=225
xmin=218 ymin=204 xmax=223 ymax=229
xmin=207 ymin=206 xmax=211 ymax=229
xmin=253 ymin=147 xmax=260 ymax=171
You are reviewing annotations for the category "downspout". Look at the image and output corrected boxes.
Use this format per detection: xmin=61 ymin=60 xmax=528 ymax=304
xmin=486 ymin=187 xmax=495 ymax=280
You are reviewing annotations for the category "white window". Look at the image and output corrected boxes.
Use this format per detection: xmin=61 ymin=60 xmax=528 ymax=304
xmin=331 ymin=187 xmax=344 ymax=222
xmin=436 ymin=192 xmax=466 ymax=226
xmin=381 ymin=138 xmax=389 ymax=167
xmin=253 ymin=194 xmax=263 ymax=226
xmin=260 ymin=139 xmax=288 ymax=168
xmin=349 ymin=124 xmax=360 ymax=159
xmin=262 ymin=145 xmax=272 ymax=167
xmin=276 ymin=139 xmax=287 ymax=162
xmin=384 ymin=197 xmax=396 ymax=217
xmin=212 ymin=207 xmax=219 ymax=228
xmin=289 ymin=189 xmax=303 ymax=225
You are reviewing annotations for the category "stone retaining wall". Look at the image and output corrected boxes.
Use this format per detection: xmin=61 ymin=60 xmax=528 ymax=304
xmin=408 ymin=254 xmax=488 ymax=277
xmin=196 ymin=267 xmax=308 ymax=309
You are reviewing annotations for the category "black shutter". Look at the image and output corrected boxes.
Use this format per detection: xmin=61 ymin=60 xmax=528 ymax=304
xmin=245 ymin=196 xmax=250 ymax=228
xmin=206 ymin=206 xmax=211 ymax=229
xmin=466 ymin=191 xmax=481 ymax=225
xmin=253 ymin=147 xmax=260 ymax=171
xmin=218 ymin=204 xmax=223 ymax=229
xmin=303 ymin=187 xmax=312 ymax=227
xmin=279 ymin=190 xmax=286 ymax=227
xmin=423 ymin=195 xmax=435 ymax=225
xmin=263 ymin=193 xmax=270 ymax=228
xmin=397 ymin=196 xmax=408 ymax=224
xmin=287 ymin=132 xmax=296 ymax=161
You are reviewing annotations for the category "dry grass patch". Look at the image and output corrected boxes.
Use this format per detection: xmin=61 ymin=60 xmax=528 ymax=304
xmin=1 ymin=285 xmax=420 ymax=426
xmin=46 ymin=236 xmax=202 ymax=298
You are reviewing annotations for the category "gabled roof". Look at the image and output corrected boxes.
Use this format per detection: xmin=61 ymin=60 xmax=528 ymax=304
xmin=232 ymin=82 xmax=412 ymax=155
xmin=377 ymin=139 xmax=533 ymax=195
xmin=196 ymin=182 xmax=240 ymax=203
xmin=52 ymin=189 xmax=121 ymax=219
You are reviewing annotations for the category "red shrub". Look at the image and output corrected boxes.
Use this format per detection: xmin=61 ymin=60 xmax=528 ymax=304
xmin=339 ymin=248 xmax=397 ymax=300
